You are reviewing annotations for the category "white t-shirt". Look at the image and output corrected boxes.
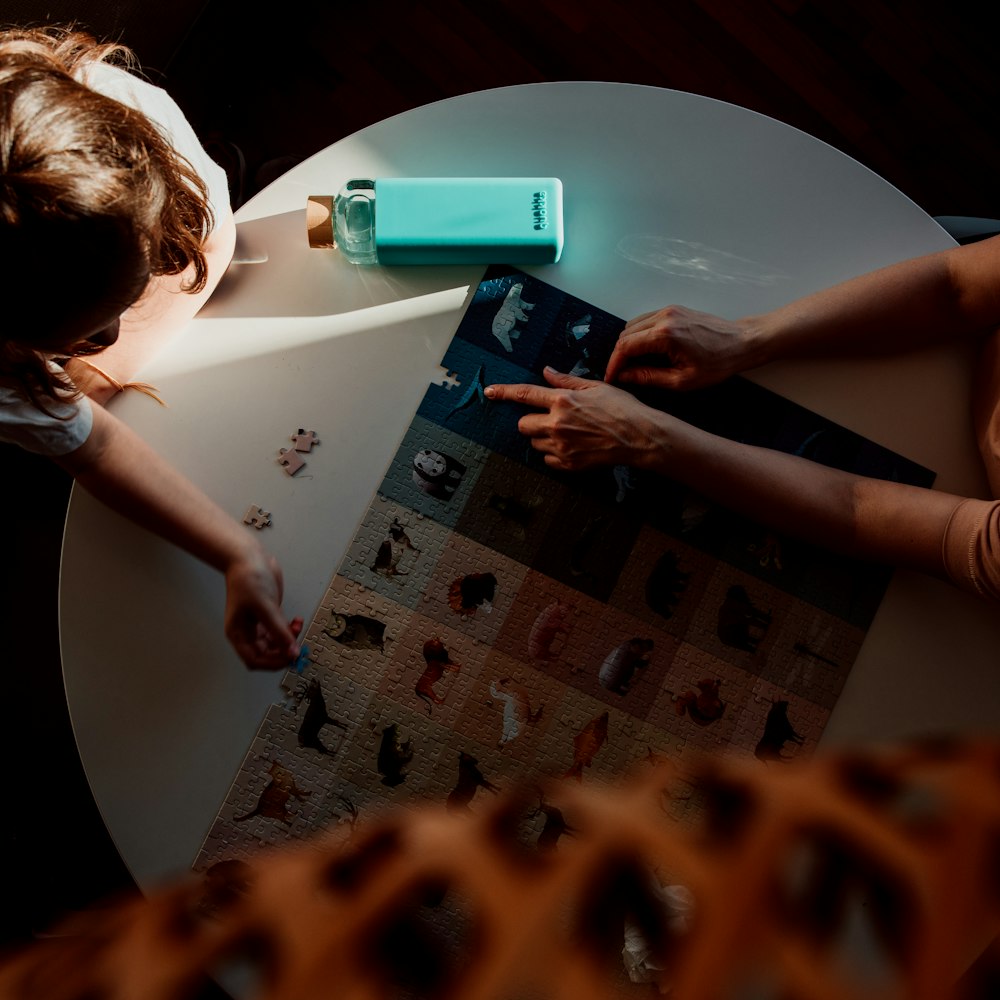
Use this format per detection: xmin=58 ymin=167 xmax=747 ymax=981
xmin=81 ymin=62 xmax=230 ymax=227
xmin=0 ymin=371 xmax=94 ymax=455
xmin=0 ymin=62 xmax=228 ymax=456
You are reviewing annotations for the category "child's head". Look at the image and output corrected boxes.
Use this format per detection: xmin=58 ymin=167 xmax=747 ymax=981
xmin=0 ymin=26 xmax=213 ymax=398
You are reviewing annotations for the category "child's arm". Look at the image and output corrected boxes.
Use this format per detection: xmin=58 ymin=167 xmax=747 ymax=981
xmin=55 ymin=400 xmax=298 ymax=670
xmin=64 ymin=208 xmax=237 ymax=403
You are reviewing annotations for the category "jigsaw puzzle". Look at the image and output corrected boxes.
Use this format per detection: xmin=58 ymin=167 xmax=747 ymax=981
xmin=242 ymin=504 xmax=271 ymax=529
xmin=276 ymin=447 xmax=306 ymax=476
xmin=196 ymin=266 xmax=934 ymax=885
xmin=289 ymin=428 xmax=320 ymax=453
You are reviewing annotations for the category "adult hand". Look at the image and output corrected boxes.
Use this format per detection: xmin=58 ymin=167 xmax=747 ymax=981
xmin=224 ymin=547 xmax=301 ymax=670
xmin=485 ymin=367 xmax=666 ymax=471
xmin=605 ymin=305 xmax=755 ymax=391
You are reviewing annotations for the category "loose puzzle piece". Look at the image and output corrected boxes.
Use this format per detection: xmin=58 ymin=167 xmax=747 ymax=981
xmin=243 ymin=504 xmax=271 ymax=529
xmin=277 ymin=447 xmax=306 ymax=476
xmin=291 ymin=428 xmax=320 ymax=453
xmin=197 ymin=265 xmax=936 ymax=898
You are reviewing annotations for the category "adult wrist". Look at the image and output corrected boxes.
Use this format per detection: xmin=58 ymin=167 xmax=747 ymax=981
xmin=735 ymin=316 xmax=784 ymax=372
xmin=633 ymin=409 xmax=681 ymax=472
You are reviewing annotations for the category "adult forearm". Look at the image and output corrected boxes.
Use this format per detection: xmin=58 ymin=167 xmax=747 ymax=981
xmin=608 ymin=238 xmax=1000 ymax=393
xmin=742 ymin=237 xmax=1000 ymax=367
xmin=641 ymin=414 xmax=963 ymax=576
xmin=488 ymin=370 xmax=966 ymax=580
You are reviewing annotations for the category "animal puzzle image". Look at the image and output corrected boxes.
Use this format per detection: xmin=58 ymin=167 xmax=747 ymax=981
xmin=195 ymin=267 xmax=935 ymax=917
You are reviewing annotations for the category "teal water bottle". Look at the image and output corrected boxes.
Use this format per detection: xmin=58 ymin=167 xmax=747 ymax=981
xmin=306 ymin=177 xmax=564 ymax=265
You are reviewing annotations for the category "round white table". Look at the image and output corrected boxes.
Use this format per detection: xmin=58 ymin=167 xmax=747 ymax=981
xmin=60 ymin=82 xmax=1000 ymax=890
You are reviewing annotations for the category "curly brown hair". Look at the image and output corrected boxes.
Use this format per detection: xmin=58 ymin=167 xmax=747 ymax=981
xmin=0 ymin=25 xmax=214 ymax=407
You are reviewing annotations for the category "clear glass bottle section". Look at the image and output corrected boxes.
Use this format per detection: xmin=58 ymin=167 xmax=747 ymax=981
xmin=333 ymin=179 xmax=378 ymax=264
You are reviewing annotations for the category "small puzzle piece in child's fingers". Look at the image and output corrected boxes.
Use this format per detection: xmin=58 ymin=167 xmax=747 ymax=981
xmin=277 ymin=448 xmax=306 ymax=475
xmin=243 ymin=504 xmax=272 ymax=529
xmin=290 ymin=644 xmax=311 ymax=674
xmin=291 ymin=429 xmax=320 ymax=453
xmin=287 ymin=616 xmax=309 ymax=672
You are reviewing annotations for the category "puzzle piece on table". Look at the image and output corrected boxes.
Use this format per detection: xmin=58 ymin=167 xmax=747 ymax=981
xmin=290 ymin=428 xmax=320 ymax=453
xmin=277 ymin=448 xmax=306 ymax=475
xmin=243 ymin=504 xmax=272 ymax=529
xmin=430 ymin=366 xmax=461 ymax=390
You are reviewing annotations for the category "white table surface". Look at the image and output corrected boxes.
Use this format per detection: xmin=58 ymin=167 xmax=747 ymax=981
xmin=59 ymin=82 xmax=1000 ymax=890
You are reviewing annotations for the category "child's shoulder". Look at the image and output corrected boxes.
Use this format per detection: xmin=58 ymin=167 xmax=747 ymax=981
xmin=0 ymin=375 xmax=93 ymax=457
xmin=76 ymin=60 xmax=175 ymax=125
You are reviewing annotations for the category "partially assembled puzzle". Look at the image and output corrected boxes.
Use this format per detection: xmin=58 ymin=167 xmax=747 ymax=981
xmin=195 ymin=266 xmax=934 ymax=869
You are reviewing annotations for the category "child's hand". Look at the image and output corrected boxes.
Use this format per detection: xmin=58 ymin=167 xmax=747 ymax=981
xmin=223 ymin=548 xmax=300 ymax=670
xmin=60 ymin=404 xmax=301 ymax=670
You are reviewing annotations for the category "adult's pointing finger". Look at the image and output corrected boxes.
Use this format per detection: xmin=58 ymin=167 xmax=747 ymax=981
xmin=484 ymin=381 xmax=559 ymax=408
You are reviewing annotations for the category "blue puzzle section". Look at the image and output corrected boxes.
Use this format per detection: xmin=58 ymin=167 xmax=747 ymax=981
xmin=454 ymin=270 xmax=566 ymax=370
xmin=417 ymin=338 xmax=541 ymax=465
xmin=455 ymin=267 xmax=624 ymax=379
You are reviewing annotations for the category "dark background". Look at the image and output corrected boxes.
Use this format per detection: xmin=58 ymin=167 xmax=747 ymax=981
xmin=2 ymin=0 xmax=998 ymax=965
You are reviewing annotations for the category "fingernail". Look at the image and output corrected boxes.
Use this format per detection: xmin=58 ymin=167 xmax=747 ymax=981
xmin=484 ymin=385 xmax=496 ymax=397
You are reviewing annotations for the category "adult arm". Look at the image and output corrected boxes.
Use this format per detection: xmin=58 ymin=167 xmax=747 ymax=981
xmin=55 ymin=400 xmax=299 ymax=669
xmin=486 ymin=369 xmax=970 ymax=581
xmin=606 ymin=234 xmax=1000 ymax=390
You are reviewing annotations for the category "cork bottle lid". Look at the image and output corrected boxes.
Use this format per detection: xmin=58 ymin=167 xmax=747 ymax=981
xmin=306 ymin=195 xmax=334 ymax=248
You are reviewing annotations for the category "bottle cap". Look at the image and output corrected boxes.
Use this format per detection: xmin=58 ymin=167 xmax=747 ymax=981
xmin=306 ymin=195 xmax=335 ymax=248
